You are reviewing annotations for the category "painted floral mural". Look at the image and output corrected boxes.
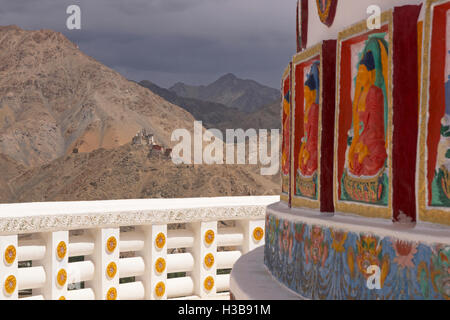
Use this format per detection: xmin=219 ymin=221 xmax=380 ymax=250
xmin=264 ymin=213 xmax=449 ymax=300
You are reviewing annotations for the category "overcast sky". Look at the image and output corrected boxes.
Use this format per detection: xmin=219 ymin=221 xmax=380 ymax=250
xmin=0 ymin=0 xmax=296 ymax=88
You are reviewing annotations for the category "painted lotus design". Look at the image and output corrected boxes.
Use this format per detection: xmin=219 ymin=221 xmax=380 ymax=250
xmin=347 ymin=235 xmax=389 ymax=287
xmin=392 ymin=240 xmax=418 ymax=269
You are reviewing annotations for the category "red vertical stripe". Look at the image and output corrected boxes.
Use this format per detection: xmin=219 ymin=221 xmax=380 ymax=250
xmin=320 ymin=40 xmax=337 ymax=213
xmin=392 ymin=5 xmax=422 ymax=222
xmin=427 ymin=2 xmax=450 ymax=205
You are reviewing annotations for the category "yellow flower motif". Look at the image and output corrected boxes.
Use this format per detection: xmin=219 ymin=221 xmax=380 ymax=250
xmin=106 ymin=262 xmax=117 ymax=279
xmin=155 ymin=233 xmax=166 ymax=249
xmin=155 ymin=281 xmax=165 ymax=298
xmin=56 ymin=241 xmax=67 ymax=260
xmin=4 ymin=245 xmax=16 ymax=265
xmin=204 ymin=276 xmax=214 ymax=291
xmin=253 ymin=227 xmax=264 ymax=242
xmin=155 ymin=257 xmax=166 ymax=274
xmin=204 ymin=230 xmax=215 ymax=245
xmin=106 ymin=236 xmax=117 ymax=253
xmin=106 ymin=287 xmax=117 ymax=300
xmin=4 ymin=275 xmax=16 ymax=295
xmin=204 ymin=253 xmax=214 ymax=269
xmin=57 ymin=269 xmax=67 ymax=287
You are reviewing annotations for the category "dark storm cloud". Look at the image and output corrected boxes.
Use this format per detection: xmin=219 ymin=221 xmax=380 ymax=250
xmin=0 ymin=0 xmax=295 ymax=88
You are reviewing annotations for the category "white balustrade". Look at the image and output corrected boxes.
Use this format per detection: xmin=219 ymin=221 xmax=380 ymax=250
xmin=167 ymin=276 xmax=195 ymax=299
xmin=17 ymin=238 xmax=46 ymax=261
xmin=167 ymin=253 xmax=194 ymax=273
xmin=36 ymin=231 xmax=69 ymax=300
xmin=68 ymin=261 xmax=95 ymax=283
xmin=167 ymin=229 xmax=194 ymax=249
xmin=216 ymin=251 xmax=242 ymax=269
xmin=18 ymin=267 xmax=46 ymax=290
xmin=216 ymin=274 xmax=231 ymax=293
xmin=0 ymin=235 xmax=18 ymax=299
xmin=217 ymin=228 xmax=244 ymax=247
xmin=66 ymin=288 xmax=95 ymax=300
xmin=119 ymin=281 xmax=145 ymax=300
xmin=0 ymin=196 xmax=278 ymax=300
xmin=68 ymin=234 xmax=94 ymax=257
xmin=119 ymin=257 xmax=145 ymax=278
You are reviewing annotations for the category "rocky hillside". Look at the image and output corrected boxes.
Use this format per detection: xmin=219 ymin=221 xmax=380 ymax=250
xmin=169 ymin=73 xmax=279 ymax=113
xmin=5 ymin=143 xmax=280 ymax=203
xmin=0 ymin=154 xmax=26 ymax=202
xmin=0 ymin=25 xmax=196 ymax=167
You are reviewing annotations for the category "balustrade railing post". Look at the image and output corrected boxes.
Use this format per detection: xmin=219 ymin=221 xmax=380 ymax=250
xmin=139 ymin=225 xmax=167 ymax=300
xmin=88 ymin=228 xmax=119 ymax=300
xmin=237 ymin=220 xmax=265 ymax=254
xmin=36 ymin=231 xmax=69 ymax=300
xmin=0 ymin=235 xmax=18 ymax=300
xmin=189 ymin=221 xmax=217 ymax=299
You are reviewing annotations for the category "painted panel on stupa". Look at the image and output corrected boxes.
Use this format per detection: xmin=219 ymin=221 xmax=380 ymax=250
xmin=419 ymin=0 xmax=450 ymax=225
xmin=292 ymin=41 xmax=336 ymax=212
xmin=334 ymin=14 xmax=392 ymax=219
xmin=292 ymin=48 xmax=322 ymax=209
xmin=281 ymin=65 xmax=292 ymax=203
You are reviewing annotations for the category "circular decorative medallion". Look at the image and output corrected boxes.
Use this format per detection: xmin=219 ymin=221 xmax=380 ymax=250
xmin=155 ymin=281 xmax=165 ymax=298
xmin=253 ymin=227 xmax=264 ymax=242
xmin=57 ymin=269 xmax=67 ymax=287
xmin=106 ymin=236 xmax=117 ymax=253
xmin=204 ymin=230 xmax=215 ymax=245
xmin=204 ymin=276 xmax=214 ymax=291
xmin=155 ymin=233 xmax=166 ymax=249
xmin=4 ymin=275 xmax=16 ymax=295
xmin=155 ymin=257 xmax=166 ymax=274
xmin=106 ymin=262 xmax=117 ymax=279
xmin=106 ymin=287 xmax=117 ymax=300
xmin=59 ymin=296 xmax=66 ymax=300
xmin=4 ymin=245 xmax=16 ymax=265
xmin=204 ymin=253 xmax=214 ymax=269
xmin=56 ymin=241 xmax=67 ymax=260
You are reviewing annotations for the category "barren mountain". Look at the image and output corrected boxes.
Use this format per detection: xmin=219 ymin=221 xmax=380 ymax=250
xmin=0 ymin=154 xmax=25 ymax=202
xmin=0 ymin=25 xmax=196 ymax=167
xmin=169 ymin=73 xmax=279 ymax=113
xmin=217 ymin=99 xmax=281 ymax=131
xmin=139 ymin=80 xmax=245 ymax=130
xmin=139 ymin=80 xmax=281 ymax=131
xmin=6 ymin=143 xmax=280 ymax=203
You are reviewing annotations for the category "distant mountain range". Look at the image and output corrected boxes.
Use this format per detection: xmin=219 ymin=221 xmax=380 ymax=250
xmin=138 ymin=80 xmax=281 ymax=131
xmin=169 ymin=73 xmax=280 ymax=113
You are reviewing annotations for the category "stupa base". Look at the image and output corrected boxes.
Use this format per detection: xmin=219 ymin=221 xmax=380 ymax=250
xmin=238 ymin=202 xmax=450 ymax=300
